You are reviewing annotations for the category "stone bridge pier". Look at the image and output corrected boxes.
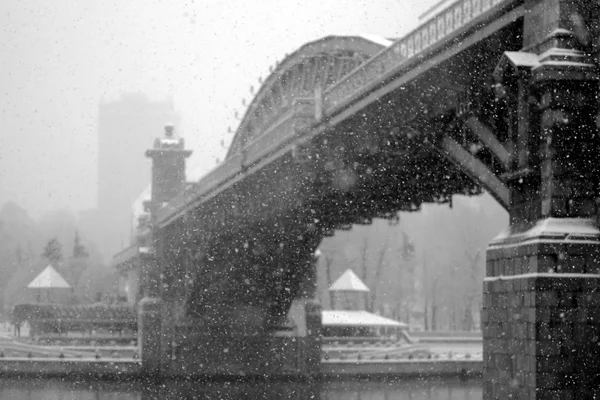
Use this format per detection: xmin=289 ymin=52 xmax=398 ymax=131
xmin=483 ymin=1 xmax=600 ymax=398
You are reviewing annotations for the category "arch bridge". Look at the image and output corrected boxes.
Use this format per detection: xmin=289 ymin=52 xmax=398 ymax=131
xmin=117 ymin=0 xmax=600 ymax=397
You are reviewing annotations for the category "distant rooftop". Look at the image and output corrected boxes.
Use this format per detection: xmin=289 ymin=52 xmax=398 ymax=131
xmin=329 ymin=269 xmax=370 ymax=292
xmin=27 ymin=265 xmax=70 ymax=289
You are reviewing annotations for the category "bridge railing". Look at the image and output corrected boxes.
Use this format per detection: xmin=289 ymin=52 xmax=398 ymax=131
xmin=12 ymin=304 xmax=137 ymax=337
xmin=323 ymin=0 xmax=514 ymax=116
xmin=157 ymin=98 xmax=315 ymax=226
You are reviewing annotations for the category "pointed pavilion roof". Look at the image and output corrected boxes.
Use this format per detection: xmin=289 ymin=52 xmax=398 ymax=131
xmin=329 ymin=269 xmax=369 ymax=292
xmin=27 ymin=265 xmax=71 ymax=289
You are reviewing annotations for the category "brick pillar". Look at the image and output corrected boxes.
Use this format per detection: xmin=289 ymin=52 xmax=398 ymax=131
xmin=145 ymin=124 xmax=192 ymax=206
xmin=484 ymin=223 xmax=600 ymax=399
xmin=139 ymin=124 xmax=192 ymax=378
xmin=286 ymin=247 xmax=322 ymax=375
xmin=138 ymin=297 xmax=162 ymax=377
xmin=303 ymin=251 xmax=322 ymax=374
xmin=305 ymin=301 xmax=322 ymax=373
xmin=483 ymin=3 xmax=600 ymax=396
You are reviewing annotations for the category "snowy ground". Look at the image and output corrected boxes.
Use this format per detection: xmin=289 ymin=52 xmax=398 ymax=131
xmin=0 ymin=321 xmax=481 ymax=362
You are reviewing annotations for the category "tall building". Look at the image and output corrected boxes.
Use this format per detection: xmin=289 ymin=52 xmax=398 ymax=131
xmin=80 ymin=93 xmax=179 ymax=261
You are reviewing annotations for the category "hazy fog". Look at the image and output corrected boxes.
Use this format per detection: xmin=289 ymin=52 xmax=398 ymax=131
xmin=0 ymin=0 xmax=438 ymax=218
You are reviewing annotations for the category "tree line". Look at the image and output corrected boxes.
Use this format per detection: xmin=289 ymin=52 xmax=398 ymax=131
xmin=0 ymin=202 xmax=118 ymax=314
xmin=316 ymin=193 xmax=507 ymax=332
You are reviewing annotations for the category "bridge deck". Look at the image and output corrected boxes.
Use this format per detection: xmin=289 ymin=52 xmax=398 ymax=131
xmin=157 ymin=0 xmax=523 ymax=227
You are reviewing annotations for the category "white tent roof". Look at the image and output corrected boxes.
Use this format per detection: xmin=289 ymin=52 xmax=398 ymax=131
xmin=329 ymin=269 xmax=370 ymax=292
xmin=27 ymin=265 xmax=71 ymax=289
xmin=322 ymin=310 xmax=407 ymax=328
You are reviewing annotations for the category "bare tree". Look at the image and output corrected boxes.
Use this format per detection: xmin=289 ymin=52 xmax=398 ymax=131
xmin=368 ymin=240 xmax=388 ymax=313
xmin=360 ymin=237 xmax=368 ymax=284
xmin=423 ymin=257 xmax=442 ymax=331
xmin=461 ymin=247 xmax=481 ymax=331
xmin=431 ymin=275 xmax=439 ymax=331
xmin=15 ymin=244 xmax=24 ymax=268
xmin=42 ymin=237 xmax=63 ymax=265
xmin=454 ymin=201 xmax=487 ymax=331
xmin=422 ymin=253 xmax=429 ymax=330
xmin=358 ymin=235 xmax=389 ymax=313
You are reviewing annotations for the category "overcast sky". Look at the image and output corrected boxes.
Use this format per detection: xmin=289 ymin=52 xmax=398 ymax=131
xmin=0 ymin=0 xmax=439 ymax=218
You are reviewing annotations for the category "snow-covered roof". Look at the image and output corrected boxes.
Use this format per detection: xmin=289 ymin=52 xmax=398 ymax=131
xmin=322 ymin=310 xmax=407 ymax=328
xmin=357 ymin=34 xmax=393 ymax=48
xmin=27 ymin=265 xmax=71 ymax=289
xmin=158 ymin=138 xmax=180 ymax=146
xmin=329 ymin=269 xmax=370 ymax=292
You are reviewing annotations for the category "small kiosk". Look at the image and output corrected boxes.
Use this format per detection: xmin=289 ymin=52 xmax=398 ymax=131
xmin=323 ymin=269 xmax=409 ymax=344
xmin=328 ymin=269 xmax=370 ymax=310
xmin=27 ymin=265 xmax=71 ymax=304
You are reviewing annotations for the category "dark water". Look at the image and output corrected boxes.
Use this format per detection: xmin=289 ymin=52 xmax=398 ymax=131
xmin=0 ymin=378 xmax=482 ymax=399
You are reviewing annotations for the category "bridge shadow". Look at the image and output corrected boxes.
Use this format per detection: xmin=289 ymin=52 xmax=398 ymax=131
xmin=138 ymin=378 xmax=483 ymax=400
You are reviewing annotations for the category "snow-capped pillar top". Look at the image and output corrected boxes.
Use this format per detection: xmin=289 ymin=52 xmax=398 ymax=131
xmin=145 ymin=124 xmax=192 ymax=210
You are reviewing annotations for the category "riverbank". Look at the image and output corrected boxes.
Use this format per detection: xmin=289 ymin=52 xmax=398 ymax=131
xmin=321 ymin=359 xmax=481 ymax=380
xmin=0 ymin=357 xmax=482 ymax=381
xmin=0 ymin=357 xmax=142 ymax=380
xmin=0 ymin=375 xmax=483 ymax=399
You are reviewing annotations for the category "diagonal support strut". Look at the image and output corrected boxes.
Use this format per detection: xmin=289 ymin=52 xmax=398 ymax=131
xmin=464 ymin=116 xmax=511 ymax=170
xmin=438 ymin=135 xmax=510 ymax=210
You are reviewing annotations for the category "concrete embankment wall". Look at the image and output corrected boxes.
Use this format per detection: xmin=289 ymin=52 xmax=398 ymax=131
xmin=0 ymin=358 xmax=142 ymax=379
xmin=0 ymin=358 xmax=482 ymax=380
xmin=321 ymin=359 xmax=482 ymax=379
xmin=408 ymin=331 xmax=482 ymax=344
